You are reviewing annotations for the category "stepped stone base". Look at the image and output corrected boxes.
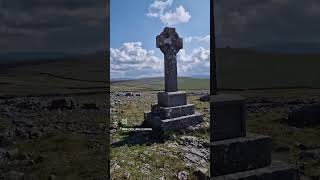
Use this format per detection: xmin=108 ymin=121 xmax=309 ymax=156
xmin=210 ymin=134 xmax=272 ymax=176
xmin=151 ymin=104 xmax=195 ymax=119
xmin=211 ymin=161 xmax=298 ymax=180
xmin=158 ymin=91 xmax=187 ymax=107
xmin=144 ymin=112 xmax=203 ymax=131
xmin=143 ymin=91 xmax=203 ymax=132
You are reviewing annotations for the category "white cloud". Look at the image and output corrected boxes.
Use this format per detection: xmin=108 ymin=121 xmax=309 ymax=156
xmin=111 ymin=42 xmax=210 ymax=79
xmin=160 ymin=6 xmax=191 ymax=26
xmin=147 ymin=0 xmax=191 ymax=26
xmin=110 ymin=42 xmax=163 ymax=78
xmin=178 ymin=47 xmax=210 ymax=76
xmin=184 ymin=35 xmax=210 ymax=43
xmin=147 ymin=0 xmax=173 ymax=18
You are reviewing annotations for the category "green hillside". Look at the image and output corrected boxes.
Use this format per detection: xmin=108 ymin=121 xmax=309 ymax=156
xmin=2 ymin=48 xmax=320 ymax=97
xmin=216 ymin=48 xmax=320 ymax=89
xmin=0 ymin=55 xmax=108 ymax=97
xmin=111 ymin=77 xmax=209 ymax=92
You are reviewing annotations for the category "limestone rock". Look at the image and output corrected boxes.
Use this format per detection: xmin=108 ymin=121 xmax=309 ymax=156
xmin=288 ymin=104 xmax=320 ymax=127
xmin=199 ymin=94 xmax=210 ymax=102
xmin=177 ymin=171 xmax=189 ymax=180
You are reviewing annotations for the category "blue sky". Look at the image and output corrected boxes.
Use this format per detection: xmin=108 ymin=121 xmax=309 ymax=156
xmin=110 ymin=0 xmax=210 ymax=79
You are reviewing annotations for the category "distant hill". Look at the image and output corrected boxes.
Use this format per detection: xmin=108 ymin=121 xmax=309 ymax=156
xmin=110 ymin=75 xmax=209 ymax=82
xmin=111 ymin=78 xmax=134 ymax=82
xmin=2 ymin=48 xmax=320 ymax=96
xmin=189 ymin=75 xmax=210 ymax=79
xmin=0 ymin=54 xmax=107 ymax=97
xmin=252 ymin=42 xmax=320 ymax=54
xmin=0 ymin=52 xmax=72 ymax=62
xmin=215 ymin=48 xmax=320 ymax=89
xmin=0 ymin=51 xmax=106 ymax=62
xmin=111 ymin=77 xmax=209 ymax=92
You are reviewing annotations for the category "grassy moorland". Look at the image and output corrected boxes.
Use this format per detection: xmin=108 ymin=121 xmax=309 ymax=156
xmin=0 ymin=48 xmax=320 ymax=179
xmin=0 ymin=55 xmax=109 ymax=180
xmin=110 ymin=90 xmax=210 ymax=179
xmin=110 ymin=86 xmax=320 ymax=179
xmin=110 ymin=49 xmax=320 ymax=179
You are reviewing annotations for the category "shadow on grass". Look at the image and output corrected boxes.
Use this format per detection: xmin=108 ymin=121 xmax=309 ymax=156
xmin=111 ymin=125 xmax=175 ymax=148
xmin=111 ymin=122 xmax=210 ymax=148
xmin=111 ymin=132 xmax=167 ymax=148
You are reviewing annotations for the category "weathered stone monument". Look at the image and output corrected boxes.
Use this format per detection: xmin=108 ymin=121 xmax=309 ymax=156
xmin=209 ymin=95 xmax=298 ymax=180
xmin=143 ymin=27 xmax=203 ymax=132
xmin=209 ymin=2 xmax=298 ymax=177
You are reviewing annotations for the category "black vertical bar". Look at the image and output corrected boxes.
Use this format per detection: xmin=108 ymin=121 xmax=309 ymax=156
xmin=210 ymin=0 xmax=216 ymax=177
xmin=211 ymin=0 xmax=217 ymax=95
xmin=106 ymin=0 xmax=110 ymax=179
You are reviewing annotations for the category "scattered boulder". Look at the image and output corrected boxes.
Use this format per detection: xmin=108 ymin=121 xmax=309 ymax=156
xmin=140 ymin=164 xmax=150 ymax=174
xmin=180 ymin=136 xmax=198 ymax=144
xmin=177 ymin=171 xmax=189 ymax=180
xmin=111 ymin=163 xmax=120 ymax=173
xmin=179 ymin=136 xmax=207 ymax=148
xmin=49 ymin=99 xmax=67 ymax=110
xmin=123 ymin=172 xmax=131 ymax=179
xmin=287 ymin=104 xmax=320 ymax=127
xmin=125 ymin=93 xmax=134 ymax=97
xmin=49 ymin=98 xmax=75 ymax=110
xmin=199 ymin=94 xmax=210 ymax=102
xmin=81 ymin=103 xmax=99 ymax=110
xmin=194 ymin=167 xmax=208 ymax=180
xmin=299 ymin=148 xmax=320 ymax=161
xmin=110 ymin=121 xmax=118 ymax=130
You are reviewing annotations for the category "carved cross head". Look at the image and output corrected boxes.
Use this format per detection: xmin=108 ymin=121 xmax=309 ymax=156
xmin=156 ymin=27 xmax=183 ymax=55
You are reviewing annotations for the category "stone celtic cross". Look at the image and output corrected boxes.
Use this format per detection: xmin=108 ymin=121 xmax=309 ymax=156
xmin=156 ymin=27 xmax=183 ymax=92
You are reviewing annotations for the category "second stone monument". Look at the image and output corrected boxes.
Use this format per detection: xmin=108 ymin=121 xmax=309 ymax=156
xmin=143 ymin=27 xmax=203 ymax=132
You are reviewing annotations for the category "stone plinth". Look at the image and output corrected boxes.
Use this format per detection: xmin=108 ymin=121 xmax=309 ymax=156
xmin=158 ymin=91 xmax=187 ymax=107
xmin=151 ymin=104 xmax=195 ymax=119
xmin=144 ymin=112 xmax=203 ymax=131
xmin=211 ymin=94 xmax=246 ymax=141
xmin=210 ymin=94 xmax=298 ymax=180
xmin=143 ymin=91 xmax=203 ymax=132
xmin=211 ymin=161 xmax=298 ymax=180
xmin=210 ymin=134 xmax=272 ymax=176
